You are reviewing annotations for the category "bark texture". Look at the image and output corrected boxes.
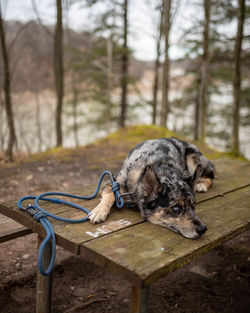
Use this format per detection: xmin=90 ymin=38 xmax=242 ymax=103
xmin=232 ymin=0 xmax=245 ymax=155
xmin=152 ymin=6 xmax=163 ymax=125
xmin=54 ymin=0 xmax=64 ymax=147
xmin=160 ymin=0 xmax=171 ymax=128
xmin=196 ymin=0 xmax=210 ymax=141
xmin=119 ymin=0 xmax=128 ymax=128
xmin=0 ymin=6 xmax=16 ymax=159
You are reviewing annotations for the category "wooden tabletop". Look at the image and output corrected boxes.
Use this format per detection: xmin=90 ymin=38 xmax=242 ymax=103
xmin=0 ymin=157 xmax=249 ymax=287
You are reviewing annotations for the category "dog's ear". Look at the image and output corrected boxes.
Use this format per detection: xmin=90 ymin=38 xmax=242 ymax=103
xmin=141 ymin=166 xmax=162 ymax=201
xmin=189 ymin=163 xmax=203 ymax=189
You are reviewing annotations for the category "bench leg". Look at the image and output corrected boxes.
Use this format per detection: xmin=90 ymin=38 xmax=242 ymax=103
xmin=130 ymin=285 xmax=150 ymax=313
xmin=36 ymin=235 xmax=52 ymax=313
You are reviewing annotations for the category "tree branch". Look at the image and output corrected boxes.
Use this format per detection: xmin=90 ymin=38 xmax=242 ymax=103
xmin=31 ymin=0 xmax=53 ymax=37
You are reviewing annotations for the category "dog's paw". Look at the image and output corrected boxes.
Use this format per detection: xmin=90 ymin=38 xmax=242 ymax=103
xmin=195 ymin=182 xmax=208 ymax=193
xmin=88 ymin=205 xmax=109 ymax=224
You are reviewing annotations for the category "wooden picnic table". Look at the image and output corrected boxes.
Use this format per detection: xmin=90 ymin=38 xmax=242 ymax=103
xmin=0 ymin=157 xmax=250 ymax=313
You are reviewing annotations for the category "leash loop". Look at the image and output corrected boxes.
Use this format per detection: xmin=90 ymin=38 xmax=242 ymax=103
xmin=111 ymin=181 xmax=124 ymax=208
xmin=33 ymin=212 xmax=48 ymax=222
xmin=18 ymin=171 xmax=125 ymax=276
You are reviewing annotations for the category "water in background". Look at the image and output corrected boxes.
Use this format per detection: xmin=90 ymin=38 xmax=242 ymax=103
xmin=0 ymin=88 xmax=249 ymax=159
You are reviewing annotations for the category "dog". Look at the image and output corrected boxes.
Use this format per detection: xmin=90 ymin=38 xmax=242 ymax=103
xmin=88 ymin=137 xmax=215 ymax=239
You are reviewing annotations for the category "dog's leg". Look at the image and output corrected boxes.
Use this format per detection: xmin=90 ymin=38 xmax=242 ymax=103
xmin=186 ymin=153 xmax=215 ymax=193
xmin=196 ymin=177 xmax=212 ymax=192
xmin=196 ymin=155 xmax=215 ymax=192
xmin=88 ymin=185 xmax=115 ymax=224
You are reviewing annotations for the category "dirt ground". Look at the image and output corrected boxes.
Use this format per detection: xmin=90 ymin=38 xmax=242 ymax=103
xmin=0 ymin=127 xmax=249 ymax=313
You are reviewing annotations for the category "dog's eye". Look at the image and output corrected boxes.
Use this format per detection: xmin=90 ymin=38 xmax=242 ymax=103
xmin=172 ymin=205 xmax=182 ymax=214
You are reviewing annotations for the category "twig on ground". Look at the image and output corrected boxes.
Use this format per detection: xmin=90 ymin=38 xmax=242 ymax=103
xmin=63 ymin=298 xmax=111 ymax=313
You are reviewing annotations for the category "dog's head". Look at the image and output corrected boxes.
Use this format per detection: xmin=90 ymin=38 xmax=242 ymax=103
xmin=137 ymin=164 xmax=207 ymax=239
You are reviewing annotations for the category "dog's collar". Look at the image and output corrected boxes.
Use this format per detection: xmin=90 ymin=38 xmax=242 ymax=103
xmin=118 ymin=192 xmax=137 ymax=207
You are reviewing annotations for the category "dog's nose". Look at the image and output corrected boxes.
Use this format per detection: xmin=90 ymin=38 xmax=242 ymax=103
xmin=196 ymin=224 xmax=207 ymax=236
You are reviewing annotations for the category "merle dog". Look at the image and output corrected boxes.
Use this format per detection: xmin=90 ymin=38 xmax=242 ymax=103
xmin=88 ymin=138 xmax=215 ymax=239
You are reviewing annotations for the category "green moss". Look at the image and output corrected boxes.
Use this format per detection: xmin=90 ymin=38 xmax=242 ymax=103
xmin=100 ymin=124 xmax=181 ymax=147
xmin=2 ymin=124 xmax=249 ymax=169
xmin=225 ymin=152 xmax=249 ymax=162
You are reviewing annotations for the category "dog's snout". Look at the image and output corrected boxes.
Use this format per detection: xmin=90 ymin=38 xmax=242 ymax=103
xmin=193 ymin=219 xmax=207 ymax=236
xmin=195 ymin=224 xmax=207 ymax=236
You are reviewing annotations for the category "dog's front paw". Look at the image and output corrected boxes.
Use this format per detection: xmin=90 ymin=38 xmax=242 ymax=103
xmin=88 ymin=205 xmax=109 ymax=224
xmin=195 ymin=182 xmax=208 ymax=193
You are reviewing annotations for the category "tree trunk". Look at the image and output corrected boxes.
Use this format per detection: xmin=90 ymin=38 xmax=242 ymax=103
xmin=194 ymin=63 xmax=201 ymax=140
xmin=106 ymin=35 xmax=113 ymax=129
xmin=0 ymin=6 xmax=16 ymax=160
xmin=152 ymin=6 xmax=163 ymax=125
xmin=35 ymin=92 xmax=43 ymax=151
xmin=119 ymin=0 xmax=128 ymax=128
xmin=54 ymin=0 xmax=64 ymax=147
xmin=71 ymin=74 xmax=79 ymax=147
xmin=196 ymin=0 xmax=210 ymax=141
xmin=232 ymin=0 xmax=245 ymax=156
xmin=160 ymin=0 xmax=171 ymax=128
xmin=0 ymin=90 xmax=5 ymax=151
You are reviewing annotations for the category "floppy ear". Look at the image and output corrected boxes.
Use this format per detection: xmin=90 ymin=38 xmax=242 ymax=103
xmin=141 ymin=166 xmax=162 ymax=201
xmin=189 ymin=163 xmax=203 ymax=189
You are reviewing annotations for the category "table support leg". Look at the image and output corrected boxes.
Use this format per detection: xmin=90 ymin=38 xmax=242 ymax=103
xmin=36 ymin=235 xmax=52 ymax=313
xmin=130 ymin=285 xmax=150 ymax=313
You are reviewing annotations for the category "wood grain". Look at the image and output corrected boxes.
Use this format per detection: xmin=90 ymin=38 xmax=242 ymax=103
xmin=81 ymin=186 xmax=250 ymax=287
xmin=0 ymin=157 xmax=249 ymax=264
xmin=0 ymin=213 xmax=32 ymax=243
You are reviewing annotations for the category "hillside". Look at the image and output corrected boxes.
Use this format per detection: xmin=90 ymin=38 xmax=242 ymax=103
xmin=1 ymin=20 xmax=151 ymax=94
xmin=0 ymin=124 xmax=225 ymax=203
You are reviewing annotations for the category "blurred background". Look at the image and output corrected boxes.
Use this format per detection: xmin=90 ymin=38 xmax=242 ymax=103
xmin=0 ymin=0 xmax=249 ymax=160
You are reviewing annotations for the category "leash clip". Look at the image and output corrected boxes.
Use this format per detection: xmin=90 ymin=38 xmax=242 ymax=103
xmin=118 ymin=192 xmax=137 ymax=205
xmin=21 ymin=204 xmax=38 ymax=216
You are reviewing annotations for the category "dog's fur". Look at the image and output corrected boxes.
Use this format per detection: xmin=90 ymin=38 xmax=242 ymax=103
xmin=88 ymin=137 xmax=215 ymax=239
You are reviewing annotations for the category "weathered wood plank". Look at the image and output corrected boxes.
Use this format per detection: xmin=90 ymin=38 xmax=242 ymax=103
xmin=0 ymin=158 xmax=249 ymax=254
xmin=81 ymin=186 xmax=250 ymax=287
xmin=197 ymin=158 xmax=250 ymax=202
xmin=47 ymin=207 xmax=142 ymax=254
xmin=0 ymin=189 xmax=102 ymax=239
xmin=0 ymin=213 xmax=32 ymax=243
xmin=0 ymin=196 xmax=142 ymax=254
xmin=130 ymin=285 xmax=150 ymax=313
xmin=36 ymin=235 xmax=52 ymax=313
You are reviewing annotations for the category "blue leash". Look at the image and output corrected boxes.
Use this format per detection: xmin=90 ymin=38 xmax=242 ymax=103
xmin=17 ymin=171 xmax=124 ymax=276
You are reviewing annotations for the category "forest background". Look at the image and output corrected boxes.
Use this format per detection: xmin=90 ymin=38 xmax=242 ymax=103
xmin=0 ymin=0 xmax=249 ymax=160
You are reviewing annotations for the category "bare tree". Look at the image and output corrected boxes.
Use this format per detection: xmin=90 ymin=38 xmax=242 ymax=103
xmin=35 ymin=92 xmax=43 ymax=151
xmin=194 ymin=71 xmax=201 ymax=140
xmin=71 ymin=72 xmax=79 ymax=147
xmin=152 ymin=4 xmax=163 ymax=125
xmin=106 ymin=35 xmax=113 ymax=129
xmin=160 ymin=0 xmax=171 ymax=128
xmin=31 ymin=0 xmax=53 ymax=37
xmin=195 ymin=0 xmax=210 ymax=141
xmin=0 ymin=89 xmax=5 ymax=150
xmin=54 ymin=0 xmax=64 ymax=147
xmin=232 ymin=0 xmax=245 ymax=155
xmin=119 ymin=0 xmax=128 ymax=128
xmin=0 ymin=3 xmax=16 ymax=159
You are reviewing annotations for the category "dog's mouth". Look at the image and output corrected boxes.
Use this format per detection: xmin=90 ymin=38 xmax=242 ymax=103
xmin=147 ymin=212 xmax=207 ymax=239
xmin=168 ymin=225 xmax=206 ymax=240
xmin=169 ymin=225 xmax=179 ymax=234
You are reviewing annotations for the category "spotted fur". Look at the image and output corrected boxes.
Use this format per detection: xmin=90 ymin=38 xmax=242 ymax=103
xmin=88 ymin=137 xmax=215 ymax=239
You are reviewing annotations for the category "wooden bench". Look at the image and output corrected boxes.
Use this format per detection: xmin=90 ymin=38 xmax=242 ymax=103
xmin=0 ymin=213 xmax=32 ymax=243
xmin=0 ymin=157 xmax=249 ymax=313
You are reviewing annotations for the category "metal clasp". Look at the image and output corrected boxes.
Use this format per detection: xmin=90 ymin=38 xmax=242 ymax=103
xmin=118 ymin=192 xmax=137 ymax=205
xmin=21 ymin=204 xmax=38 ymax=216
